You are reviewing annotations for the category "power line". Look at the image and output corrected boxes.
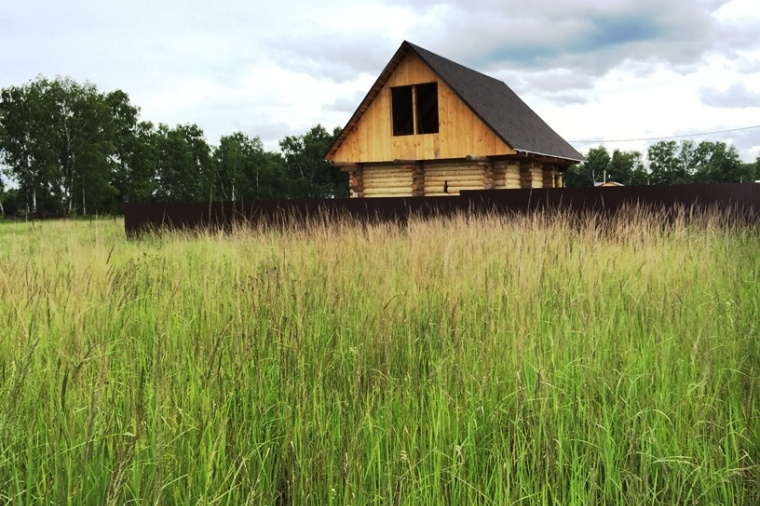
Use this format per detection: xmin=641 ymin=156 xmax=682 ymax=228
xmin=570 ymin=124 xmax=760 ymax=144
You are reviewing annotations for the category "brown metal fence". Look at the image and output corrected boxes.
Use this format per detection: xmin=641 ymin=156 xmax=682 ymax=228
xmin=124 ymin=183 xmax=760 ymax=236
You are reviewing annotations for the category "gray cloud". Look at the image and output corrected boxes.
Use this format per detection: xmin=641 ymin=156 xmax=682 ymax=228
xmin=7 ymin=0 xmax=745 ymax=93
xmin=737 ymin=59 xmax=760 ymax=74
xmin=381 ymin=0 xmax=741 ymax=81
xmin=327 ymin=92 xmax=368 ymax=114
xmin=701 ymin=83 xmax=760 ymax=108
xmin=499 ymin=68 xmax=597 ymax=93
xmin=270 ymin=0 xmax=720 ymax=93
xmin=266 ymin=35 xmax=393 ymax=83
xmin=543 ymin=91 xmax=592 ymax=106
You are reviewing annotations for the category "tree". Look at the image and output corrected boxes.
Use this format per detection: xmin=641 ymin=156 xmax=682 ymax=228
xmin=0 ymin=80 xmax=59 ymax=214
xmin=691 ymin=141 xmax=748 ymax=183
xmin=213 ymin=132 xmax=247 ymax=202
xmin=51 ymin=78 xmax=117 ymax=215
xmin=0 ymin=77 xmax=129 ymax=215
xmin=213 ymin=132 xmax=288 ymax=201
xmin=564 ymin=146 xmax=610 ymax=187
xmin=753 ymin=154 xmax=760 ymax=182
xmin=607 ymin=149 xmax=648 ymax=186
xmin=154 ymin=124 xmax=213 ymax=201
xmin=279 ymin=125 xmax=347 ymax=198
xmin=647 ymin=140 xmax=693 ymax=185
xmin=739 ymin=158 xmax=758 ymax=183
xmin=249 ymin=150 xmax=288 ymax=200
xmin=106 ymin=90 xmax=158 ymax=209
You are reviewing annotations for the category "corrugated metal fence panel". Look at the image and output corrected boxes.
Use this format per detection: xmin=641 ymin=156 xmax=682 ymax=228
xmin=124 ymin=183 xmax=760 ymax=236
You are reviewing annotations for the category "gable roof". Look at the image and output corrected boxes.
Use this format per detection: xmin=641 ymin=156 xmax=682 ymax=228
xmin=326 ymin=41 xmax=584 ymax=163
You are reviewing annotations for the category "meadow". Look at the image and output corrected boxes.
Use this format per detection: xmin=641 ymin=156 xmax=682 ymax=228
xmin=0 ymin=210 xmax=758 ymax=504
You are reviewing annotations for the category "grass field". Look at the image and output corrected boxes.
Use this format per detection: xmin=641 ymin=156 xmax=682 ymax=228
xmin=0 ymin=211 xmax=758 ymax=504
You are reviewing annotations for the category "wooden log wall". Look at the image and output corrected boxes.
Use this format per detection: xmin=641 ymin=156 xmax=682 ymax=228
xmin=519 ymin=162 xmax=532 ymax=189
xmin=412 ymin=164 xmax=425 ymax=197
xmin=492 ymin=162 xmax=506 ymax=190
xmin=506 ymin=164 xmax=521 ymax=189
xmin=482 ymin=163 xmax=494 ymax=190
xmin=530 ymin=165 xmax=544 ymax=189
xmin=362 ymin=164 xmax=413 ymax=197
xmin=423 ymin=162 xmax=484 ymax=196
xmin=348 ymin=166 xmax=364 ymax=197
xmin=543 ymin=165 xmax=555 ymax=189
xmin=492 ymin=161 xmax=521 ymax=189
xmin=488 ymin=159 xmax=522 ymax=190
xmin=353 ymin=159 xmax=565 ymax=197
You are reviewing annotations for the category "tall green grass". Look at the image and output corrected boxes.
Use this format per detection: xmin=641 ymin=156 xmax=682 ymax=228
xmin=0 ymin=211 xmax=758 ymax=504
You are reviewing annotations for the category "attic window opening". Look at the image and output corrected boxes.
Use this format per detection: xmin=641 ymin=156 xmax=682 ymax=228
xmin=391 ymin=86 xmax=413 ymax=136
xmin=416 ymin=83 xmax=439 ymax=134
xmin=391 ymin=83 xmax=439 ymax=136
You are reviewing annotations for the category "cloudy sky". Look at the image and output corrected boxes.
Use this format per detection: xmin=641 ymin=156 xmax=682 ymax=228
xmin=3 ymin=0 xmax=760 ymax=161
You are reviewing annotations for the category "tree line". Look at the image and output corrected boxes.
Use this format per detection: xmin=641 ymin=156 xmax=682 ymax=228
xmin=2 ymin=76 xmax=759 ymax=216
xmin=0 ymin=77 xmax=347 ymax=216
xmin=564 ymin=142 xmax=759 ymax=187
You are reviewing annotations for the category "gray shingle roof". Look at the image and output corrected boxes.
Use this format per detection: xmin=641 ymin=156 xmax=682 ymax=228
xmin=406 ymin=42 xmax=584 ymax=162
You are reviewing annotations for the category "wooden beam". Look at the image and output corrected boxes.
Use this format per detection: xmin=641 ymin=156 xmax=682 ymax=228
xmin=330 ymin=161 xmax=362 ymax=169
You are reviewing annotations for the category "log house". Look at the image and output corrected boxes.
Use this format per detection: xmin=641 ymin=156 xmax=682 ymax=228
xmin=325 ymin=41 xmax=584 ymax=197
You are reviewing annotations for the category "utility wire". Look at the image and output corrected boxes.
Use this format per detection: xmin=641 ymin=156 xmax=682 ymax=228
xmin=570 ymin=124 xmax=760 ymax=143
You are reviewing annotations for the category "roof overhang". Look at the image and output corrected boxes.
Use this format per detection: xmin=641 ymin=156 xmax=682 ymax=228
xmin=513 ymin=149 xmax=585 ymax=164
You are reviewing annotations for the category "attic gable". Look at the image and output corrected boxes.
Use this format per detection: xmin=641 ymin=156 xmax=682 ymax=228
xmin=328 ymin=51 xmax=514 ymax=163
xmin=326 ymin=41 xmax=584 ymax=164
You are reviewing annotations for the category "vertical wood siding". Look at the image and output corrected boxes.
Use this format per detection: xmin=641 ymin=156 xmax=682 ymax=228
xmin=331 ymin=53 xmax=515 ymax=163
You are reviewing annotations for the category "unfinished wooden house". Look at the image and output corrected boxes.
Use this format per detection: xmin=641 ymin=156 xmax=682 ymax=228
xmin=325 ymin=41 xmax=584 ymax=197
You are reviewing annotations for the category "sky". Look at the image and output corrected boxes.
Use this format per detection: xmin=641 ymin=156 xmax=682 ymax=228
xmin=3 ymin=0 xmax=760 ymax=162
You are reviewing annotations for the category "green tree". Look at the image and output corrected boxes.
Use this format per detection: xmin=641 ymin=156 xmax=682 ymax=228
xmin=106 ymin=90 xmax=158 ymax=209
xmin=0 ymin=77 xmax=127 ymax=215
xmin=752 ymin=154 xmax=760 ymax=182
xmin=0 ymin=80 xmax=59 ymax=214
xmin=607 ymin=149 xmax=648 ymax=186
xmin=155 ymin=124 xmax=213 ymax=201
xmin=249 ymin=150 xmax=288 ymax=200
xmin=213 ymin=132 xmax=288 ymax=201
xmin=738 ymin=159 xmax=757 ymax=183
xmin=213 ymin=132 xmax=247 ymax=202
xmin=564 ymin=146 xmax=610 ymax=187
xmin=280 ymin=125 xmax=347 ymax=198
xmin=647 ymin=140 xmax=693 ymax=185
xmin=691 ymin=141 xmax=748 ymax=183
xmin=52 ymin=78 xmax=116 ymax=215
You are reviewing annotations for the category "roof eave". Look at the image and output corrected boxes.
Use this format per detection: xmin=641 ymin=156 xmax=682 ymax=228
xmin=513 ymin=148 xmax=585 ymax=164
